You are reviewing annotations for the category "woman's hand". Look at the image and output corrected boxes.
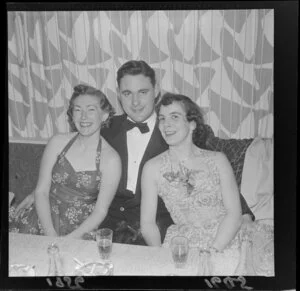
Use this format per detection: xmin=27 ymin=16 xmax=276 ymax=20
xmin=63 ymin=232 xmax=81 ymax=240
xmin=46 ymin=231 xmax=58 ymax=237
xmin=44 ymin=229 xmax=59 ymax=237
xmin=14 ymin=192 xmax=35 ymax=219
xmin=242 ymin=214 xmax=253 ymax=224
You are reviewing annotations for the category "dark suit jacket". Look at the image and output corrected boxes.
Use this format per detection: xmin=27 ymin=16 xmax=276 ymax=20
xmin=101 ymin=114 xmax=171 ymax=225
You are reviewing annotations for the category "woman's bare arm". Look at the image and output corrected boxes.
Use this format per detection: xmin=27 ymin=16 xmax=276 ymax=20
xmin=140 ymin=158 xmax=161 ymax=246
xmin=34 ymin=135 xmax=65 ymax=236
xmin=211 ymin=152 xmax=243 ymax=251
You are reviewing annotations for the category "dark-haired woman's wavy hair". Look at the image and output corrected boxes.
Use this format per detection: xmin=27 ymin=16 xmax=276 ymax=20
xmin=156 ymin=92 xmax=208 ymax=148
xmin=67 ymin=84 xmax=115 ymax=132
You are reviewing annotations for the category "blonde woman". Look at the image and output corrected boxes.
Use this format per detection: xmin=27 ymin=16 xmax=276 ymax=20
xmin=9 ymin=84 xmax=121 ymax=240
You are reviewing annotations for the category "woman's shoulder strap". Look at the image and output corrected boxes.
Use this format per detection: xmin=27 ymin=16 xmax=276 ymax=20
xmin=59 ymin=133 xmax=79 ymax=157
xmin=95 ymin=136 xmax=102 ymax=169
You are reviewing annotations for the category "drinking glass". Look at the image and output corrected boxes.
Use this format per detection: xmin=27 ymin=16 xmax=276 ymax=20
xmin=170 ymin=236 xmax=189 ymax=268
xmin=96 ymin=228 xmax=113 ymax=261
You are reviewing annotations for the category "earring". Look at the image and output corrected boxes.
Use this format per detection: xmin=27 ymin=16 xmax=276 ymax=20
xmin=101 ymin=120 xmax=108 ymax=129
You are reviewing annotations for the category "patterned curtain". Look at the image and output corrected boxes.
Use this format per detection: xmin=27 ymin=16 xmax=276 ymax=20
xmin=8 ymin=10 xmax=273 ymax=142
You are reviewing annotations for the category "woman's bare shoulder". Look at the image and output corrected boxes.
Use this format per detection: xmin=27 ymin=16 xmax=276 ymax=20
xmin=199 ymin=148 xmax=229 ymax=168
xmin=145 ymin=151 xmax=167 ymax=169
xmin=195 ymin=147 xmax=221 ymax=158
xmin=46 ymin=132 xmax=76 ymax=152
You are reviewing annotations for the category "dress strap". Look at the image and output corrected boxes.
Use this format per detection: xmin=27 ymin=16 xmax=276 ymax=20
xmin=58 ymin=132 xmax=102 ymax=171
xmin=95 ymin=137 xmax=102 ymax=171
xmin=58 ymin=133 xmax=80 ymax=159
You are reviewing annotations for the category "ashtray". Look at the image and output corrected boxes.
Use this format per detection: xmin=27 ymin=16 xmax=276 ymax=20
xmin=74 ymin=262 xmax=113 ymax=276
xmin=9 ymin=264 xmax=36 ymax=276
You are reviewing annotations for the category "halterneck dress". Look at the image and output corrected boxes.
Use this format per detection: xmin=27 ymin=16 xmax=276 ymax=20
xmin=157 ymin=149 xmax=274 ymax=276
xmin=9 ymin=133 xmax=102 ymax=240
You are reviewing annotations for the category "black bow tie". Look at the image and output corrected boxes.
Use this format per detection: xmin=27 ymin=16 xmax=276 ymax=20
xmin=125 ymin=119 xmax=150 ymax=134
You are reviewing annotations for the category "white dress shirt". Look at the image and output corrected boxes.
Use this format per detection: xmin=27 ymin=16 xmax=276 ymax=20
xmin=126 ymin=112 xmax=157 ymax=193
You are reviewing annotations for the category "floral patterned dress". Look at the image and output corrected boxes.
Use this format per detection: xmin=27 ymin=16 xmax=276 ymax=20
xmin=158 ymin=149 xmax=274 ymax=276
xmin=9 ymin=133 xmax=102 ymax=240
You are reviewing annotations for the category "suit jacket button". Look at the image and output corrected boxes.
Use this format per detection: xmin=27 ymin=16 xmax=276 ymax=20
xmin=120 ymin=207 xmax=125 ymax=212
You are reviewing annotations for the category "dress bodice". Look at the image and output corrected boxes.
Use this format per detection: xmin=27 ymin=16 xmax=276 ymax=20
xmin=158 ymin=149 xmax=227 ymax=229
xmin=50 ymin=133 xmax=102 ymax=203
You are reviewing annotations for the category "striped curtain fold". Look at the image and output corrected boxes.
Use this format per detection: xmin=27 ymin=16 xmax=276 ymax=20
xmin=8 ymin=9 xmax=273 ymax=142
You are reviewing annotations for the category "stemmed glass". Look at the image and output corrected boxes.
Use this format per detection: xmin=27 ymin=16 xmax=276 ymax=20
xmin=170 ymin=236 xmax=189 ymax=269
xmin=95 ymin=228 xmax=114 ymax=275
xmin=95 ymin=228 xmax=113 ymax=261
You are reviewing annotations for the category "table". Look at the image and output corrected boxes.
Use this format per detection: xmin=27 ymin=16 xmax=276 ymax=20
xmin=9 ymin=232 xmax=200 ymax=276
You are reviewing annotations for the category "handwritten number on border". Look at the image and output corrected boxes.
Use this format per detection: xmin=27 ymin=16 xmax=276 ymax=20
xmin=205 ymin=276 xmax=253 ymax=290
xmin=46 ymin=276 xmax=85 ymax=289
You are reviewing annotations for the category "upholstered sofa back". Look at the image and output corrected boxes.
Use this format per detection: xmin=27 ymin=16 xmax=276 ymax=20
xmin=9 ymin=125 xmax=254 ymax=205
xmin=202 ymin=125 xmax=253 ymax=190
xmin=9 ymin=142 xmax=46 ymax=204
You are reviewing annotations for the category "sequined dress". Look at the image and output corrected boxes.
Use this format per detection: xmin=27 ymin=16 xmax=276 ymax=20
xmin=158 ymin=149 xmax=274 ymax=276
xmin=9 ymin=133 xmax=102 ymax=240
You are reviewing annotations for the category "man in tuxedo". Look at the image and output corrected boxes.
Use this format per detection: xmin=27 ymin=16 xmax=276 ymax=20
xmin=100 ymin=60 xmax=172 ymax=245
xmin=100 ymin=60 xmax=254 ymax=245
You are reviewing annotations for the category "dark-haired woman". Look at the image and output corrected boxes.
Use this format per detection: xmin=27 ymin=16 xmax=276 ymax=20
xmin=9 ymin=85 xmax=121 ymax=240
xmin=140 ymin=92 xmax=274 ymax=275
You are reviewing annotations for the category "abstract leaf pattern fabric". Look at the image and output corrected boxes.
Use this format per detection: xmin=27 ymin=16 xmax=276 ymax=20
xmin=8 ymin=10 xmax=273 ymax=141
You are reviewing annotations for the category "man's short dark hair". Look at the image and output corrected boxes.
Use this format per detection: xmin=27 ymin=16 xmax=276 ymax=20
xmin=117 ymin=60 xmax=156 ymax=87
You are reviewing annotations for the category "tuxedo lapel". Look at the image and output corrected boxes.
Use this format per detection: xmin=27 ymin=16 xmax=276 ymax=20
xmin=107 ymin=115 xmax=129 ymax=191
xmin=142 ymin=124 xmax=167 ymax=164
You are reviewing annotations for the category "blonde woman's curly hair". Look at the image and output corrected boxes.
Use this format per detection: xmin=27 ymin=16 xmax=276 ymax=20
xmin=67 ymin=84 xmax=115 ymax=132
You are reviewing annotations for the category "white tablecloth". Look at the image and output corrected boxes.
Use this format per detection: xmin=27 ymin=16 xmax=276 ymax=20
xmin=9 ymin=232 xmax=199 ymax=276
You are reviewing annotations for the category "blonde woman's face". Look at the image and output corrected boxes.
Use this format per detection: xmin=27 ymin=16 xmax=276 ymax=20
xmin=72 ymin=94 xmax=107 ymax=136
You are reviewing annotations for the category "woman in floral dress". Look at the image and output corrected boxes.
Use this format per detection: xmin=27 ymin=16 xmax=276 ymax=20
xmin=9 ymin=84 xmax=121 ymax=240
xmin=140 ymin=92 xmax=274 ymax=276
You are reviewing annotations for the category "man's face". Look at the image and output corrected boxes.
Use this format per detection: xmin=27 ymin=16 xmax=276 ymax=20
xmin=118 ymin=74 xmax=157 ymax=122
